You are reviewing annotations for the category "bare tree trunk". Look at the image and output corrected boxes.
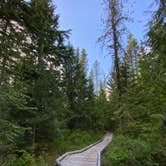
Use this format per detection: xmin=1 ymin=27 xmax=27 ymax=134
xmin=109 ymin=1 xmax=121 ymax=97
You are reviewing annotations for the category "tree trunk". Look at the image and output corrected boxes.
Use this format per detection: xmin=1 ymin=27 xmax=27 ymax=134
xmin=0 ymin=19 xmax=9 ymax=85
xmin=109 ymin=1 xmax=121 ymax=97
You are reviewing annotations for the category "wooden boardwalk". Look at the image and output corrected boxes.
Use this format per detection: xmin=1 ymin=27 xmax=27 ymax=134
xmin=56 ymin=133 xmax=112 ymax=166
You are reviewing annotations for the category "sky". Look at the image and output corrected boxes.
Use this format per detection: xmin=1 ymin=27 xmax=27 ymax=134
xmin=54 ymin=0 xmax=157 ymax=81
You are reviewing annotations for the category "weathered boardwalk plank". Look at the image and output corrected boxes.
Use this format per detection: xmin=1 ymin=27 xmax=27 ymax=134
xmin=55 ymin=133 xmax=112 ymax=166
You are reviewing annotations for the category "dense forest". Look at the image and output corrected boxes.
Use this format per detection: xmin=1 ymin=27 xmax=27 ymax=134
xmin=0 ymin=0 xmax=165 ymax=166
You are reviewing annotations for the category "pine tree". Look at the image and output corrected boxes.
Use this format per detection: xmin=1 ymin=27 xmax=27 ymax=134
xmin=65 ymin=48 xmax=92 ymax=129
xmin=20 ymin=0 xmax=68 ymax=146
xmin=0 ymin=0 xmax=68 ymax=160
xmin=62 ymin=45 xmax=80 ymax=129
xmin=0 ymin=0 xmax=35 ymax=162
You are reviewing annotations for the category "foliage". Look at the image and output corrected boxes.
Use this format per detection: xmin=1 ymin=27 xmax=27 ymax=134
xmin=0 ymin=1 xmax=100 ymax=165
xmin=1 ymin=0 xmax=166 ymax=165
xmin=102 ymin=135 xmax=166 ymax=166
xmin=102 ymin=0 xmax=166 ymax=165
xmin=36 ymin=130 xmax=103 ymax=165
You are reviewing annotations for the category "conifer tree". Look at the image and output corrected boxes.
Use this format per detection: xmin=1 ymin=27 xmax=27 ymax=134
xmin=0 ymin=0 xmax=35 ymax=162
xmin=20 ymin=0 xmax=67 ymax=145
xmin=0 ymin=0 xmax=67 ymax=161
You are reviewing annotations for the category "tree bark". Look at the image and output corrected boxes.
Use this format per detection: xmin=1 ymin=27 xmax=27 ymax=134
xmin=109 ymin=0 xmax=121 ymax=97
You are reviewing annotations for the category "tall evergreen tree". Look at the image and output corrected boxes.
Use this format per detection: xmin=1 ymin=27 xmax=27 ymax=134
xmin=21 ymin=0 xmax=67 ymax=146
xmin=0 ymin=0 xmax=68 ymax=162
xmin=0 ymin=0 xmax=36 ymax=163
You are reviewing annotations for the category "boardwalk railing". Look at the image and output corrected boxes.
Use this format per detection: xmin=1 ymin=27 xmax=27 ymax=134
xmin=97 ymin=152 xmax=101 ymax=166
xmin=55 ymin=139 xmax=103 ymax=166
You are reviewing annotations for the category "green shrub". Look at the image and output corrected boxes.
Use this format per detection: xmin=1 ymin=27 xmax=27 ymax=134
xmin=102 ymin=135 xmax=166 ymax=166
xmin=0 ymin=151 xmax=36 ymax=166
xmin=54 ymin=129 xmax=102 ymax=154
